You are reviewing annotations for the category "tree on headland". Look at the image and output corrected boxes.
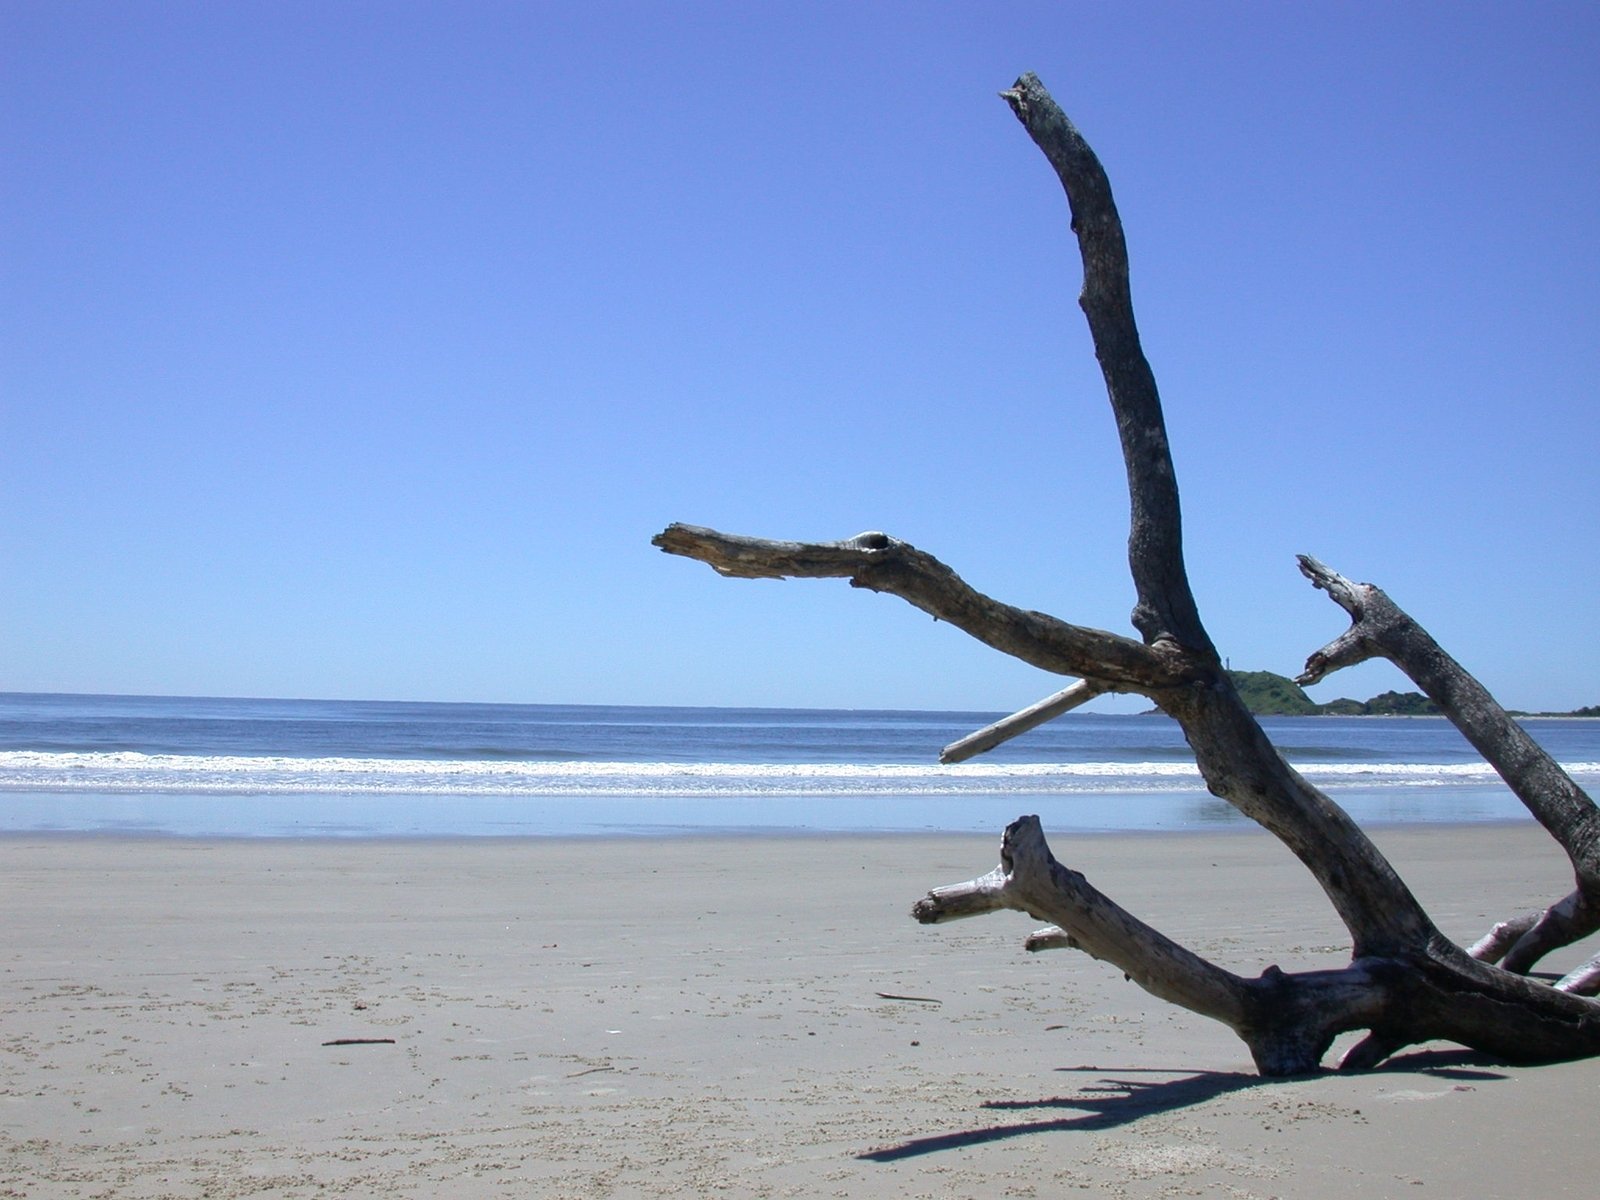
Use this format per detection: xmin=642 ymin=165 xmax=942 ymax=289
xmin=654 ymin=75 xmax=1600 ymax=1074
xmin=1226 ymin=670 xmax=1440 ymax=716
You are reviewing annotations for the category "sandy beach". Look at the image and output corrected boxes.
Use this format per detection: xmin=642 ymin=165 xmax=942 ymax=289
xmin=3 ymin=823 xmax=1597 ymax=1198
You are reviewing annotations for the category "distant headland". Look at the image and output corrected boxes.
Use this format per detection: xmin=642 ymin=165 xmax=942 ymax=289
xmin=1226 ymin=670 xmax=1598 ymax=718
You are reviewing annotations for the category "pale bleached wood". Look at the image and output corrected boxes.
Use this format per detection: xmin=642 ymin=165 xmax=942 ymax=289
xmin=939 ymin=679 xmax=1111 ymax=764
xmin=1556 ymin=953 xmax=1600 ymax=996
xmin=1469 ymin=911 xmax=1541 ymax=962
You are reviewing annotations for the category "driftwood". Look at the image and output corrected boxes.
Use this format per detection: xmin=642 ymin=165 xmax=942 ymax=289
xmin=320 ymin=1038 xmax=396 ymax=1047
xmin=939 ymin=680 xmax=1111 ymax=765
xmin=1295 ymin=555 xmax=1600 ymax=995
xmin=653 ymin=74 xmax=1600 ymax=1073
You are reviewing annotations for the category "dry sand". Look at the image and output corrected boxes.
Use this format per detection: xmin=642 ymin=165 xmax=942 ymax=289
xmin=3 ymin=823 xmax=1598 ymax=1198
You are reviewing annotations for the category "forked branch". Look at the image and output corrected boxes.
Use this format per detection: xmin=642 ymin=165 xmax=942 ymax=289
xmin=655 ymin=73 xmax=1600 ymax=1073
xmin=916 ymin=816 xmax=1411 ymax=1075
xmin=1299 ymin=555 xmax=1600 ymax=975
xmin=1298 ymin=555 xmax=1600 ymax=874
xmin=919 ymin=818 xmax=1600 ymax=1071
xmin=914 ymin=816 xmax=1252 ymax=1030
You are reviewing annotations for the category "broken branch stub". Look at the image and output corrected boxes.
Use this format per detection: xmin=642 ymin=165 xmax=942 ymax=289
xmin=939 ymin=679 xmax=1112 ymax=764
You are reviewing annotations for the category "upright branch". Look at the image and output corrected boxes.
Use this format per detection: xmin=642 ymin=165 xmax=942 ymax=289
xmin=1000 ymin=75 xmax=1211 ymax=656
xmin=997 ymin=75 xmax=1434 ymax=961
xmin=1298 ymin=556 xmax=1600 ymax=873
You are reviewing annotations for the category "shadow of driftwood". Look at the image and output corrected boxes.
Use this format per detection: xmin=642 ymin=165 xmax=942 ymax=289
xmin=1368 ymin=1047 xmax=1509 ymax=1081
xmin=856 ymin=1050 xmax=1511 ymax=1162
xmin=856 ymin=1068 xmax=1257 ymax=1162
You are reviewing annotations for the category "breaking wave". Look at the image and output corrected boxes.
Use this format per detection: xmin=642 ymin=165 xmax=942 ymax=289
xmin=6 ymin=750 xmax=1595 ymax=798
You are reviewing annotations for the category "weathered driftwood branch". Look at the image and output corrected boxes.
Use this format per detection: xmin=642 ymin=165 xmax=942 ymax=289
xmin=915 ymin=817 xmax=1600 ymax=1072
xmin=1469 ymin=894 xmax=1600 ymax=987
xmin=652 ymin=543 xmax=1436 ymax=961
xmin=652 ymin=524 xmax=1182 ymax=690
xmin=1297 ymin=555 xmax=1600 ymax=868
xmin=995 ymin=76 xmax=1434 ymax=962
xmin=940 ymin=679 xmax=1112 ymax=764
xmin=997 ymin=78 xmax=1211 ymax=658
xmin=655 ymin=73 xmax=1600 ymax=1071
xmin=1299 ymin=555 xmax=1600 ymax=977
xmin=913 ymin=817 xmax=1380 ymax=1074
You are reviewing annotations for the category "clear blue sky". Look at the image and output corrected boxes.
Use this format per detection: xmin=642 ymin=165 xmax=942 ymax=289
xmin=4 ymin=2 xmax=1597 ymax=713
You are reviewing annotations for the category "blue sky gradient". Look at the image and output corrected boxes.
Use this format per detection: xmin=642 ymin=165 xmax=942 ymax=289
xmin=4 ymin=2 xmax=1597 ymax=712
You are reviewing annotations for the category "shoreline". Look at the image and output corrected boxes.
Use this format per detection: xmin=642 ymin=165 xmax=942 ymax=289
xmin=5 ymin=824 xmax=1597 ymax=1197
xmin=0 ymin=811 xmax=1546 ymax=845
xmin=0 ymin=779 xmax=1548 ymax=840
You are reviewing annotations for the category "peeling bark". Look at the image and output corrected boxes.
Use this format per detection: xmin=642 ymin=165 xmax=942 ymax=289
xmin=653 ymin=73 xmax=1600 ymax=1073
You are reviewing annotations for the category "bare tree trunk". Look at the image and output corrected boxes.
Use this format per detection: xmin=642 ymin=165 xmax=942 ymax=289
xmin=654 ymin=73 xmax=1600 ymax=1071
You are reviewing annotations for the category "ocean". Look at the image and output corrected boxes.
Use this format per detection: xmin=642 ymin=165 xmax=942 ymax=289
xmin=2 ymin=692 xmax=1597 ymax=838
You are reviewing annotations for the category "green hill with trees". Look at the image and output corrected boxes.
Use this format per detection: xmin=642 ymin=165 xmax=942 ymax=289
xmin=1228 ymin=670 xmax=1441 ymax=716
xmin=1225 ymin=670 xmax=1596 ymax=717
xmin=1227 ymin=670 xmax=1321 ymax=714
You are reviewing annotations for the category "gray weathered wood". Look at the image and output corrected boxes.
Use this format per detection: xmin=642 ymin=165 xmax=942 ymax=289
xmin=653 ymin=525 xmax=1179 ymax=690
xmin=1299 ymin=554 xmax=1600 ymax=973
xmin=654 ymin=73 xmax=1600 ymax=1073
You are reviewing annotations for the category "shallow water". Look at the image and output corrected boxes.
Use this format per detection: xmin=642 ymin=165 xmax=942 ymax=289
xmin=2 ymin=693 xmax=1595 ymax=837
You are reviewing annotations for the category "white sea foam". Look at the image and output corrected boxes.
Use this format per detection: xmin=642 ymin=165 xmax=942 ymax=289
xmin=4 ymin=750 xmax=1595 ymax=798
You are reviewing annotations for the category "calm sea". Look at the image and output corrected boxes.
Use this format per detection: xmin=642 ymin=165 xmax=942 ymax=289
xmin=2 ymin=692 xmax=1597 ymax=838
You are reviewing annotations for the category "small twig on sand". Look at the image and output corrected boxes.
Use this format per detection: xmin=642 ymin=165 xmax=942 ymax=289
xmin=321 ymin=1037 xmax=397 ymax=1047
